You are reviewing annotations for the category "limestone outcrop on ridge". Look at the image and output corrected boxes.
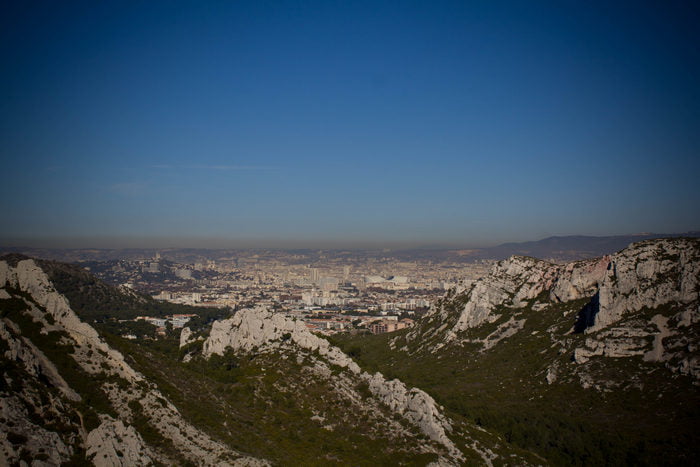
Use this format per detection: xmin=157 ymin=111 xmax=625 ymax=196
xmin=403 ymin=238 xmax=700 ymax=384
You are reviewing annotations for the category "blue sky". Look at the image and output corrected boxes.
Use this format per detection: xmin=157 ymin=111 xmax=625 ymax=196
xmin=1 ymin=1 xmax=699 ymax=248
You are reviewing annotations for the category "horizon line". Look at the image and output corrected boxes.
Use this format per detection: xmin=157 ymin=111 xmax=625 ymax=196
xmin=1 ymin=231 xmax=698 ymax=251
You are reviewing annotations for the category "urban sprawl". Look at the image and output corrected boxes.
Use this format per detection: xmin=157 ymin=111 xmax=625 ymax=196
xmin=81 ymin=249 xmax=493 ymax=337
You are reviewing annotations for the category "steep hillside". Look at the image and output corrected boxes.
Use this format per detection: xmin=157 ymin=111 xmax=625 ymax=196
xmin=0 ymin=257 xmax=264 ymax=465
xmin=333 ymin=238 xmax=700 ymax=464
xmin=189 ymin=306 xmax=544 ymax=465
xmin=1 ymin=255 xmax=541 ymax=465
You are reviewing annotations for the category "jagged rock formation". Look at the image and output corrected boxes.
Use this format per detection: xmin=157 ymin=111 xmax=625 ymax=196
xmin=405 ymin=238 xmax=699 ymax=381
xmin=0 ymin=257 xmax=266 ymax=466
xmin=204 ymin=307 xmax=362 ymax=374
xmin=579 ymin=239 xmax=699 ymax=331
xmin=409 ymin=254 xmax=609 ymax=348
xmin=334 ymin=238 xmax=700 ymax=465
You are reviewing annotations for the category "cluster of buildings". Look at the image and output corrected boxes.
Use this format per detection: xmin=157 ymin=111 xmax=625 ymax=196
xmin=368 ymin=317 xmax=414 ymax=334
xmin=83 ymin=250 xmax=493 ymax=336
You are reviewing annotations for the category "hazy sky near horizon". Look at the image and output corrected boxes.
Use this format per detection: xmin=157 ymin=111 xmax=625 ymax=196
xmin=1 ymin=1 xmax=699 ymax=248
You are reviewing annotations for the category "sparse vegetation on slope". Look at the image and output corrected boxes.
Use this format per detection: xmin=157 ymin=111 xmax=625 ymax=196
xmin=104 ymin=331 xmax=450 ymax=466
xmin=330 ymin=239 xmax=700 ymax=465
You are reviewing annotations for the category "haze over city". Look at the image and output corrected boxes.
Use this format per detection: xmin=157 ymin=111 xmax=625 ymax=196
xmin=2 ymin=1 xmax=699 ymax=248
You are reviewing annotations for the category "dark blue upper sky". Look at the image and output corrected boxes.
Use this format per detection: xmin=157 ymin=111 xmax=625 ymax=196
xmin=2 ymin=1 xmax=699 ymax=248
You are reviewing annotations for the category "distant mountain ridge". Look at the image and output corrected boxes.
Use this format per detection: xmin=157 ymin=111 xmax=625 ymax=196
xmin=2 ymin=232 xmax=698 ymax=263
xmin=468 ymin=231 xmax=700 ymax=261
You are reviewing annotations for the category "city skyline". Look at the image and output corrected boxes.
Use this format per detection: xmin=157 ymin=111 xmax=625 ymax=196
xmin=2 ymin=1 xmax=699 ymax=248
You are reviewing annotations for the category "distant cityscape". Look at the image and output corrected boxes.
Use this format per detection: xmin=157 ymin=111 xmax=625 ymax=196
xmin=7 ymin=233 xmax=698 ymax=338
xmin=76 ymin=249 xmax=493 ymax=336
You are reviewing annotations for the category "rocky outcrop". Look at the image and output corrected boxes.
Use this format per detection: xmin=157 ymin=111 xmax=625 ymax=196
xmin=449 ymin=256 xmax=609 ymax=337
xmin=572 ymin=327 xmax=650 ymax=363
xmin=567 ymin=239 xmax=700 ymax=379
xmin=86 ymin=416 xmax=153 ymax=466
xmin=363 ymin=372 xmax=462 ymax=460
xmin=406 ymin=254 xmax=609 ymax=352
xmin=204 ymin=306 xmax=361 ymax=374
xmin=203 ymin=306 xmax=465 ymax=463
xmin=550 ymin=256 xmax=611 ymax=303
xmin=401 ymin=238 xmax=700 ymax=393
xmin=0 ymin=259 xmax=141 ymax=383
xmin=179 ymin=326 xmax=194 ymax=348
xmin=411 ymin=239 xmax=699 ymax=362
xmin=451 ymin=256 xmax=558 ymax=332
xmin=0 ymin=318 xmax=81 ymax=402
xmin=0 ymin=394 xmax=76 ymax=465
xmin=578 ymin=239 xmax=700 ymax=332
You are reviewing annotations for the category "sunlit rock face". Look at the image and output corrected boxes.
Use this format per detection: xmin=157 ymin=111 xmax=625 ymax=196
xmin=203 ymin=306 xmax=362 ymax=373
xmin=420 ymin=254 xmax=609 ymax=340
xmin=570 ymin=239 xmax=700 ymax=379
xmin=582 ymin=238 xmax=700 ymax=332
xmin=85 ymin=416 xmax=153 ymax=467
xmin=405 ymin=238 xmax=700 ymax=383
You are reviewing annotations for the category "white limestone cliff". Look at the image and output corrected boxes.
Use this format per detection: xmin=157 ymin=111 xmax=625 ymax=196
xmin=0 ymin=319 xmax=81 ymax=402
xmin=0 ymin=259 xmax=142 ymax=383
xmin=417 ymin=255 xmax=608 ymax=347
xmin=179 ymin=326 xmax=194 ymax=348
xmin=204 ymin=306 xmax=361 ymax=374
xmin=402 ymin=238 xmax=699 ymax=387
xmin=415 ymin=239 xmax=698 ymax=355
xmin=585 ymin=239 xmax=700 ymax=332
xmin=568 ymin=239 xmax=700 ymax=378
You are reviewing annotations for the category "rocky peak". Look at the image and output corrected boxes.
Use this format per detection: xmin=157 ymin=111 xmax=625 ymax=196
xmin=578 ymin=238 xmax=699 ymax=333
xmin=427 ymin=254 xmax=608 ymax=339
xmin=409 ymin=238 xmax=699 ymax=361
